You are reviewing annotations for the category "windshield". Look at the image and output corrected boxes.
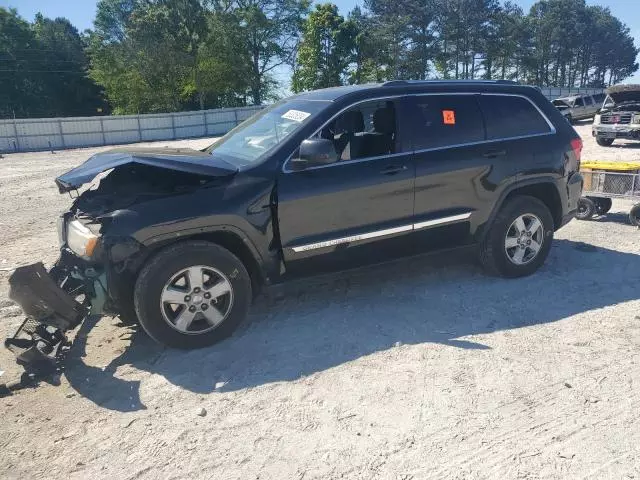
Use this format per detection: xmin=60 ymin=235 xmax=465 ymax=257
xmin=205 ymin=99 xmax=330 ymax=167
xmin=552 ymin=99 xmax=570 ymax=109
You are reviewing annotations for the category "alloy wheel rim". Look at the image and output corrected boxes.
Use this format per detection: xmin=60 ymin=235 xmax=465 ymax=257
xmin=160 ymin=265 xmax=234 ymax=335
xmin=504 ymin=213 xmax=544 ymax=266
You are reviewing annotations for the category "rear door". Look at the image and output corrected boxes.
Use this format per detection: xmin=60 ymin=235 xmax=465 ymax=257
xmin=478 ymin=94 xmax=556 ymax=186
xmin=277 ymin=98 xmax=415 ymax=276
xmin=584 ymin=95 xmax=597 ymax=116
xmin=408 ymin=93 xmax=498 ymax=249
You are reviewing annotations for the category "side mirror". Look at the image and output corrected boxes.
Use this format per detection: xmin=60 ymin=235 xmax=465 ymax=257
xmin=290 ymin=138 xmax=337 ymax=171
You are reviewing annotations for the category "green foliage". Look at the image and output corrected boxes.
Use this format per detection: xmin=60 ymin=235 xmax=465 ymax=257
xmin=1 ymin=0 xmax=638 ymax=118
xmin=0 ymin=8 xmax=105 ymax=118
xmin=291 ymin=3 xmax=357 ymax=92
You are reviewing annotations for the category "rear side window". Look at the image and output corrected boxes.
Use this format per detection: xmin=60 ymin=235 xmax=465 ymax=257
xmin=407 ymin=95 xmax=484 ymax=150
xmin=584 ymin=96 xmax=593 ymax=106
xmin=479 ymin=95 xmax=551 ymax=140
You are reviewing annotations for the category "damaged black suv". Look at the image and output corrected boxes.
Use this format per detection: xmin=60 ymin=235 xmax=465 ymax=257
xmin=7 ymin=81 xmax=583 ymax=358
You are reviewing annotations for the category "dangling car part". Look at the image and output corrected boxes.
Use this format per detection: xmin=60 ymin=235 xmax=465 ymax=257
xmin=1 ymin=261 xmax=107 ymax=396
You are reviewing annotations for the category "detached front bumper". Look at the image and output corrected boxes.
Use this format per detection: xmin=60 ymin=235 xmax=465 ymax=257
xmin=592 ymin=124 xmax=640 ymax=140
xmin=5 ymin=260 xmax=106 ymax=372
xmin=9 ymin=263 xmax=86 ymax=331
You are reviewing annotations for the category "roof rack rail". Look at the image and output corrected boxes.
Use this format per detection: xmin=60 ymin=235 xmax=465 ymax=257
xmin=382 ymin=79 xmax=519 ymax=87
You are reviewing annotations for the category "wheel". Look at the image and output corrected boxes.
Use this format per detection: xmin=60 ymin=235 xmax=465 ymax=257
xmin=134 ymin=241 xmax=252 ymax=349
xmin=479 ymin=195 xmax=554 ymax=278
xmin=630 ymin=204 xmax=640 ymax=227
xmin=593 ymin=197 xmax=612 ymax=215
xmin=576 ymin=197 xmax=596 ymax=220
xmin=596 ymin=137 xmax=614 ymax=147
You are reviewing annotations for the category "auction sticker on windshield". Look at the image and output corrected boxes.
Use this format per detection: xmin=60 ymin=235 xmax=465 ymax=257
xmin=281 ymin=109 xmax=311 ymax=122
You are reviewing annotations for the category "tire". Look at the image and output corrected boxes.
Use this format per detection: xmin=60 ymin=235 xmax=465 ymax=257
xmin=593 ymin=197 xmax=612 ymax=215
xmin=576 ymin=197 xmax=596 ymax=220
xmin=630 ymin=204 xmax=640 ymax=227
xmin=479 ymin=195 xmax=554 ymax=278
xmin=134 ymin=241 xmax=252 ymax=349
xmin=596 ymin=137 xmax=614 ymax=147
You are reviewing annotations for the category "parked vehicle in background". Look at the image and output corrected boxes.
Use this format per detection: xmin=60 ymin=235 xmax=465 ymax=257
xmin=552 ymin=94 xmax=600 ymax=123
xmin=6 ymin=80 xmax=583 ymax=356
xmin=592 ymin=84 xmax=640 ymax=147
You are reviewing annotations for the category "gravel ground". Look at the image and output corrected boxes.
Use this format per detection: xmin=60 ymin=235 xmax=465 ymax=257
xmin=1 ymin=123 xmax=640 ymax=479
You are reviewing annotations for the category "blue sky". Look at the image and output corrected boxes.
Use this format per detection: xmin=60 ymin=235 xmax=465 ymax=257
xmin=2 ymin=0 xmax=639 ymax=85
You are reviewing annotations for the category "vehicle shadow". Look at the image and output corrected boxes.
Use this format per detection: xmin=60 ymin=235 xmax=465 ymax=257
xmin=64 ymin=239 xmax=640 ymax=411
xmin=591 ymin=212 xmax=635 ymax=225
xmin=605 ymin=142 xmax=640 ymax=149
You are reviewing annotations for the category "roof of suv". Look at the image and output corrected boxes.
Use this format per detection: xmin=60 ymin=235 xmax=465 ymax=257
xmin=293 ymin=80 xmax=536 ymax=102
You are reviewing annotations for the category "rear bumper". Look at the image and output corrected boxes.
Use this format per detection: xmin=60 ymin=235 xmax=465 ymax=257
xmin=564 ymin=172 xmax=583 ymax=226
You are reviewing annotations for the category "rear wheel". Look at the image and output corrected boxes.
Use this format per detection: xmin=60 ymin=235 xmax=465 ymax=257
xmin=596 ymin=137 xmax=615 ymax=147
xmin=576 ymin=197 xmax=596 ymax=220
xmin=630 ymin=204 xmax=640 ymax=227
xmin=479 ymin=196 xmax=554 ymax=278
xmin=134 ymin=241 xmax=252 ymax=349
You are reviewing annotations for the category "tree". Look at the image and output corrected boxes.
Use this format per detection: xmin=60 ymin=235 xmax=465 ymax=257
xmin=0 ymin=7 xmax=104 ymax=118
xmin=235 ymin=0 xmax=310 ymax=104
xmin=291 ymin=3 xmax=356 ymax=92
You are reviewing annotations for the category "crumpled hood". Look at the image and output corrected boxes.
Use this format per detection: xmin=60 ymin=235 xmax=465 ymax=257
xmin=55 ymin=147 xmax=238 ymax=193
xmin=606 ymin=84 xmax=640 ymax=105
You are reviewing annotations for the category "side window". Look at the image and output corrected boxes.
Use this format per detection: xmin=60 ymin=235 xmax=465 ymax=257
xmin=584 ymin=96 xmax=593 ymax=106
xmin=574 ymin=97 xmax=584 ymax=107
xmin=319 ymin=99 xmax=399 ymax=161
xmin=407 ymin=95 xmax=484 ymax=150
xmin=479 ymin=95 xmax=551 ymax=140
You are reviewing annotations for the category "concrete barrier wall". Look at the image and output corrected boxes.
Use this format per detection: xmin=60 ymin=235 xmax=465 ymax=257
xmin=0 ymin=87 xmax=605 ymax=153
xmin=0 ymin=106 xmax=263 ymax=153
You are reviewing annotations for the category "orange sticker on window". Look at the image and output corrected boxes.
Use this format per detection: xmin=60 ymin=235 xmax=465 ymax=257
xmin=443 ymin=110 xmax=456 ymax=125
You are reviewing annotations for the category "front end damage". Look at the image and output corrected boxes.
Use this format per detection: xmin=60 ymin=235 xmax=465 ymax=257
xmin=2 ymin=147 xmax=238 ymax=395
xmin=592 ymin=84 xmax=640 ymax=142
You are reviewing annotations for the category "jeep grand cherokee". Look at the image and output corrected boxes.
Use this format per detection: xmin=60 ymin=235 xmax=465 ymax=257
xmin=6 ymin=80 xmax=583 ymax=358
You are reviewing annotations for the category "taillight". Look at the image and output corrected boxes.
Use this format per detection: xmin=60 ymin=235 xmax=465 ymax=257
xmin=570 ymin=137 xmax=582 ymax=171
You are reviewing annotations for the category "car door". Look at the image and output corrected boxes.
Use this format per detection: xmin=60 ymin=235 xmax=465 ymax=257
xmin=276 ymin=98 xmax=415 ymax=276
xmin=584 ymin=95 xmax=597 ymax=117
xmin=408 ymin=93 xmax=506 ymax=251
xmin=573 ymin=96 xmax=586 ymax=119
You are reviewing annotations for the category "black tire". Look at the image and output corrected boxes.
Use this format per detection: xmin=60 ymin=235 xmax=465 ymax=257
xmin=576 ymin=197 xmax=596 ymax=220
xmin=134 ymin=241 xmax=252 ymax=349
xmin=593 ymin=197 xmax=612 ymax=215
xmin=596 ymin=137 xmax=615 ymax=147
xmin=479 ymin=195 xmax=554 ymax=278
xmin=630 ymin=204 xmax=640 ymax=227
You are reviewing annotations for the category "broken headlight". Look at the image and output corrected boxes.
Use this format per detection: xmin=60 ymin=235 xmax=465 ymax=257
xmin=66 ymin=220 xmax=99 ymax=259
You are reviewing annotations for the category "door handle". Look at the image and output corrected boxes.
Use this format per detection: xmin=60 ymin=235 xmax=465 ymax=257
xmin=482 ymin=150 xmax=507 ymax=159
xmin=381 ymin=165 xmax=408 ymax=175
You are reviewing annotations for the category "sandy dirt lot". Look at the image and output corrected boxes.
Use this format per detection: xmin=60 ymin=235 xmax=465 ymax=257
xmin=1 ymin=122 xmax=640 ymax=479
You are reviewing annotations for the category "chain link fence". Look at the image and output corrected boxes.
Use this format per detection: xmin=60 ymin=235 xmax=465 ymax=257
xmin=583 ymin=170 xmax=640 ymax=198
